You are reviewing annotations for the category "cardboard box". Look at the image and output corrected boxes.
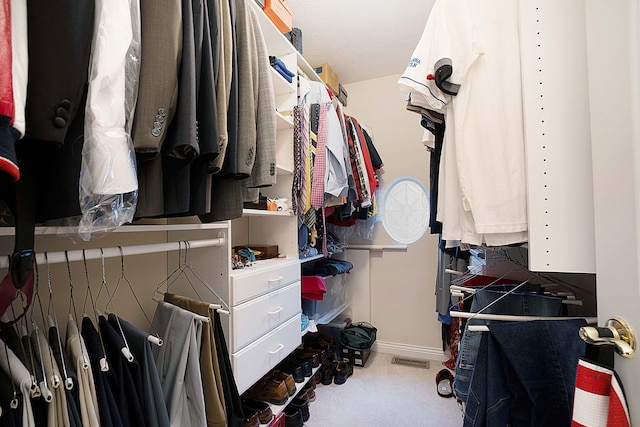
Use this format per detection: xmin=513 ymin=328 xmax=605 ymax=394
xmin=337 ymin=83 xmax=348 ymax=106
xmin=263 ymin=0 xmax=292 ymax=34
xmin=341 ymin=347 xmax=371 ymax=367
xmin=314 ymin=63 xmax=339 ymax=94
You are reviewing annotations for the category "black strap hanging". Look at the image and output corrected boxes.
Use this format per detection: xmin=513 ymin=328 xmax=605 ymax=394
xmin=0 ymin=162 xmax=36 ymax=328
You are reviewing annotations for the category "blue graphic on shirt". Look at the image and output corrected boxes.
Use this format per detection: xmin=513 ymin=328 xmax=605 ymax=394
xmin=408 ymin=58 xmax=421 ymax=68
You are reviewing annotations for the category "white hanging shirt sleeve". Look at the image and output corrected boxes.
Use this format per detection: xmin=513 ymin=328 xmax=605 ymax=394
xmin=451 ymin=0 xmax=527 ymax=235
xmin=397 ymin=0 xmax=480 ymax=112
xmin=82 ymin=0 xmax=138 ymax=195
xmin=10 ymin=0 xmax=27 ymax=136
xmin=324 ymin=102 xmax=349 ymax=198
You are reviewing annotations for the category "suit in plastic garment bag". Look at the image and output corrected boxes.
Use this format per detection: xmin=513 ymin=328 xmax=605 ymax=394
xmin=78 ymin=0 xmax=141 ymax=240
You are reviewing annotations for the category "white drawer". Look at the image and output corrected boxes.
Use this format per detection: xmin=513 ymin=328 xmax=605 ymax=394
xmin=231 ymin=281 xmax=301 ymax=352
xmin=230 ymin=258 xmax=300 ymax=305
xmin=231 ymin=314 xmax=301 ymax=394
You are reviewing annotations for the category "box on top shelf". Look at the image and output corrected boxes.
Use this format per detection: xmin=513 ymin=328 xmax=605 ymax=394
xmin=337 ymin=83 xmax=348 ymax=106
xmin=263 ymin=0 xmax=293 ymax=34
xmin=285 ymin=27 xmax=303 ymax=54
xmin=313 ymin=63 xmax=339 ymax=94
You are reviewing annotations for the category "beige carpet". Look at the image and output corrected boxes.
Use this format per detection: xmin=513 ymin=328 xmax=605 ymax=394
xmin=302 ymin=352 xmax=463 ymax=427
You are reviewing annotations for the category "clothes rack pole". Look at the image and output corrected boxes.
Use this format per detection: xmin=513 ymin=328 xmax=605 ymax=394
xmin=0 ymin=237 xmax=226 ymax=269
xmin=450 ymin=310 xmax=597 ymax=324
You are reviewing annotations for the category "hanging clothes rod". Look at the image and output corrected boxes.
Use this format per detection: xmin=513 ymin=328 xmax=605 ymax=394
xmin=451 ymin=310 xmax=597 ymax=325
xmin=0 ymin=237 xmax=226 ymax=269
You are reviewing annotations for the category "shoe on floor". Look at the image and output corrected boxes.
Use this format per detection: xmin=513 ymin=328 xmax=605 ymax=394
xmin=320 ymin=362 xmax=334 ymax=385
xmin=333 ymin=361 xmax=353 ymax=385
xmin=436 ymin=368 xmax=454 ymax=398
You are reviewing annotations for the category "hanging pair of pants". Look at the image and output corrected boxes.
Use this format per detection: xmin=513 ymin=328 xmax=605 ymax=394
xmin=454 ymin=288 xmax=564 ymax=402
xmin=152 ymin=301 xmax=208 ymax=427
xmin=463 ymin=319 xmax=586 ymax=427
xmin=163 ymin=293 xmax=244 ymax=427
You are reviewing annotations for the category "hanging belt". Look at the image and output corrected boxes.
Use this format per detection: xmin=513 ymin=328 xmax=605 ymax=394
xmin=0 ymin=157 xmax=36 ymax=328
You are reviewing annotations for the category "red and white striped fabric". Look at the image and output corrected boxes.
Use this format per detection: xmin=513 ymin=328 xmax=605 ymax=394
xmin=571 ymin=358 xmax=631 ymax=427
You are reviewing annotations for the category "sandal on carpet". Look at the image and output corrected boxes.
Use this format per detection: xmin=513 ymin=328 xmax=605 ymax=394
xmin=436 ymin=368 xmax=454 ymax=398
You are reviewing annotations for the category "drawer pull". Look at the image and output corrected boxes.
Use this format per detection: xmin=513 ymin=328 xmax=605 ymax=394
xmin=267 ymin=276 xmax=284 ymax=284
xmin=267 ymin=307 xmax=284 ymax=316
xmin=268 ymin=344 xmax=285 ymax=355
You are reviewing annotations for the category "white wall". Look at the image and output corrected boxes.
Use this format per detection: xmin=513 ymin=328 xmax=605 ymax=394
xmin=342 ymin=74 xmax=446 ymax=360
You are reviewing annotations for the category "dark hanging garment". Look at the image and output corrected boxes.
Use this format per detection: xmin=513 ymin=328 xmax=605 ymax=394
xmin=161 ymin=0 xmax=200 ymax=216
xmin=419 ymin=114 xmax=445 ymax=234
xmin=131 ymin=0 xmax=183 ymax=219
xmin=98 ymin=316 xmax=146 ymax=427
xmin=0 ymin=0 xmax=95 ymax=222
xmin=213 ymin=309 xmax=244 ymax=427
xmin=360 ymin=127 xmax=383 ymax=171
xmin=109 ymin=314 xmax=170 ymax=427
xmin=81 ymin=317 xmax=124 ymax=427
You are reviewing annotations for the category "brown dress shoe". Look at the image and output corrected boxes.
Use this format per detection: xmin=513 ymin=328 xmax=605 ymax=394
xmin=271 ymin=370 xmax=297 ymax=396
xmin=244 ymin=399 xmax=274 ymax=424
xmin=245 ymin=378 xmax=289 ymax=405
xmin=242 ymin=407 xmax=260 ymax=427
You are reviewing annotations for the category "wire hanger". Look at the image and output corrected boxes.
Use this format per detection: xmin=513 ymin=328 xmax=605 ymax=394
xmin=27 ymin=262 xmax=54 ymax=403
xmin=44 ymin=252 xmax=73 ymax=390
xmin=98 ymin=247 xmax=137 ymax=362
xmin=81 ymin=250 xmax=110 ymax=372
xmin=153 ymin=241 xmax=230 ymax=315
xmin=105 ymin=247 xmax=165 ymax=348
xmin=65 ymin=251 xmax=79 ymax=327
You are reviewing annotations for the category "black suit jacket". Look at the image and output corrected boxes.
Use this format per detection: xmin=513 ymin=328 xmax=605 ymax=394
xmin=0 ymin=0 xmax=95 ymax=222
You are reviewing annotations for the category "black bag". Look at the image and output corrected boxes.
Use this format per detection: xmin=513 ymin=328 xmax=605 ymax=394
xmin=341 ymin=322 xmax=377 ymax=350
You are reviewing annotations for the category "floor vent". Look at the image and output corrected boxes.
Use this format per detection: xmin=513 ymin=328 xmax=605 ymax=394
xmin=391 ymin=357 xmax=430 ymax=369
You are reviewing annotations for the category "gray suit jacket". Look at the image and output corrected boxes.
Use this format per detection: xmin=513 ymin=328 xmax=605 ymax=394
xmin=234 ymin=0 xmax=258 ymax=179
xmin=133 ymin=0 xmax=182 ymax=218
xmin=243 ymin=4 xmax=276 ymax=189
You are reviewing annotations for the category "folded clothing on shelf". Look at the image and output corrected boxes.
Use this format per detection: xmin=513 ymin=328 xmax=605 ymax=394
xmin=302 ymin=258 xmax=353 ymax=276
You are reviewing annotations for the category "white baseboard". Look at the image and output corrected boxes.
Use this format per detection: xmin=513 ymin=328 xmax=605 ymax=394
xmin=372 ymin=341 xmax=449 ymax=362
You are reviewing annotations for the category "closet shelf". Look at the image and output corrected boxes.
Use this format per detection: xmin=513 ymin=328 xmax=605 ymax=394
xmin=248 ymin=0 xmax=292 ymax=58
xmin=0 ymin=222 xmax=228 ymax=237
xmin=276 ymin=111 xmax=294 ymax=129
xmin=242 ymin=209 xmax=294 ymax=217
xmin=271 ymin=67 xmax=296 ymax=96
xmin=296 ymin=52 xmax=323 ymax=85
xmin=299 ymin=254 xmax=324 ymax=264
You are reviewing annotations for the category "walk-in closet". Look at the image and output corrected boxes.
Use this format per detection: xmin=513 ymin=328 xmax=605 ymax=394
xmin=0 ymin=0 xmax=638 ymax=426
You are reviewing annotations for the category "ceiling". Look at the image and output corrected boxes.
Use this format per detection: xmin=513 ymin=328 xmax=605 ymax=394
xmin=285 ymin=0 xmax=437 ymax=85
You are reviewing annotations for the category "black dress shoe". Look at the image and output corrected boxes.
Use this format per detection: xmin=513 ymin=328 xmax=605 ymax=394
xmin=280 ymin=361 xmax=305 ymax=383
xmin=289 ymin=397 xmax=310 ymax=422
xmin=284 ymin=406 xmax=304 ymax=427
xmin=320 ymin=362 xmax=334 ymax=385
xmin=299 ymin=359 xmax=313 ymax=377
xmin=333 ymin=361 xmax=353 ymax=385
